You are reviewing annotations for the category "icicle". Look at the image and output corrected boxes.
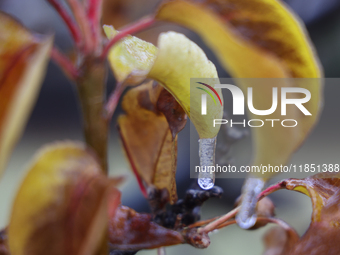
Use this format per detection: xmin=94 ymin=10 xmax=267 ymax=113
xmin=236 ymin=177 xmax=265 ymax=229
xmin=198 ymin=137 xmax=216 ymax=190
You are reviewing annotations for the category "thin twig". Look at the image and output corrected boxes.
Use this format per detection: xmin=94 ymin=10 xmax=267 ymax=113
xmin=187 ymin=216 xmax=220 ymax=229
xmin=51 ymin=47 xmax=79 ymax=79
xmin=106 ymin=81 xmax=125 ymax=120
xmin=215 ymin=219 xmax=237 ymax=230
xmin=66 ymin=0 xmax=94 ymax=53
xmin=46 ymin=0 xmax=82 ymax=46
xmin=198 ymin=206 xmax=240 ymax=233
xmin=101 ymin=16 xmax=156 ymax=59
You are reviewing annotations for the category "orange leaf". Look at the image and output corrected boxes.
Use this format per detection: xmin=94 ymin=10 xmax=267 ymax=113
xmin=109 ymin=205 xmax=210 ymax=250
xmin=0 ymin=12 xmax=53 ymax=178
xmin=8 ymin=142 xmax=121 ymax=255
xmin=118 ymin=81 xmax=187 ymax=204
xmin=109 ymin=205 xmax=184 ymax=250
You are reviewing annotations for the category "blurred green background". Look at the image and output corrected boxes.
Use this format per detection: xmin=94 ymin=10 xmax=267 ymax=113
xmin=1 ymin=0 xmax=340 ymax=254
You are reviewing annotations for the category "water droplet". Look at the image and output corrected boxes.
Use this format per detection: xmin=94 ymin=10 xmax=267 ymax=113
xmin=236 ymin=213 xmax=257 ymax=229
xmin=198 ymin=177 xmax=214 ymax=190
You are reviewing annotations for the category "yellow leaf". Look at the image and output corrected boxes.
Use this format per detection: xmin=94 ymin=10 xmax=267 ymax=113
xmin=104 ymin=27 xmax=224 ymax=139
xmin=148 ymin=31 xmax=223 ymax=139
xmin=156 ymin=0 xmax=322 ymax=78
xmin=103 ymin=25 xmax=157 ymax=83
xmin=0 ymin=12 xmax=53 ymax=179
xmin=155 ymin=0 xmax=323 ymax=176
xmin=8 ymin=142 xmax=119 ymax=255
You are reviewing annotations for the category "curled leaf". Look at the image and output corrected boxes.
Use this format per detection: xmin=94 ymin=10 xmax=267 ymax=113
xmin=0 ymin=12 xmax=53 ymax=178
xmin=8 ymin=142 xmax=120 ymax=255
xmin=119 ymin=81 xmax=186 ymax=204
xmin=272 ymin=173 xmax=340 ymax=222
xmin=262 ymin=173 xmax=340 ymax=254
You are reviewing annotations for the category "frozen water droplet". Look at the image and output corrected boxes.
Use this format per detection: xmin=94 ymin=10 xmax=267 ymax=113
xmin=236 ymin=213 xmax=257 ymax=229
xmin=198 ymin=177 xmax=214 ymax=190
xmin=198 ymin=138 xmax=217 ymax=190
xmin=236 ymin=178 xmax=265 ymax=229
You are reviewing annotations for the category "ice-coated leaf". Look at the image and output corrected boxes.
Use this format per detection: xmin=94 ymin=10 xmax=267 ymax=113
xmin=118 ymin=81 xmax=186 ymax=204
xmin=8 ymin=142 xmax=121 ymax=255
xmin=148 ymin=31 xmax=223 ymax=139
xmin=104 ymin=28 xmax=223 ymax=139
xmin=155 ymin=0 xmax=323 ymax=176
xmin=0 ymin=12 xmax=53 ymax=179
xmin=103 ymin=25 xmax=157 ymax=84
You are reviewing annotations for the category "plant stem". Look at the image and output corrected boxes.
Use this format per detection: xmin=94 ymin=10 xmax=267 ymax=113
xmin=106 ymin=81 xmax=124 ymax=120
xmin=198 ymin=206 xmax=240 ymax=233
xmin=87 ymin=0 xmax=103 ymax=49
xmin=215 ymin=219 xmax=237 ymax=230
xmin=51 ymin=47 xmax=79 ymax=79
xmin=46 ymin=0 xmax=82 ymax=47
xmin=187 ymin=216 xmax=220 ymax=229
xmin=257 ymin=181 xmax=286 ymax=201
xmin=101 ymin=16 xmax=156 ymax=59
xmin=66 ymin=0 xmax=94 ymax=53
xmin=76 ymin=56 xmax=108 ymax=172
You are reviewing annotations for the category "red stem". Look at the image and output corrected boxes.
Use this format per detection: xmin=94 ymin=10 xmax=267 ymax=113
xmin=51 ymin=47 xmax=79 ymax=79
xmin=106 ymin=82 xmax=125 ymax=120
xmin=66 ymin=0 xmax=94 ymax=53
xmin=257 ymin=181 xmax=286 ymax=201
xmin=46 ymin=0 xmax=82 ymax=46
xmin=87 ymin=0 xmax=103 ymax=48
xmin=101 ymin=16 xmax=156 ymax=59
